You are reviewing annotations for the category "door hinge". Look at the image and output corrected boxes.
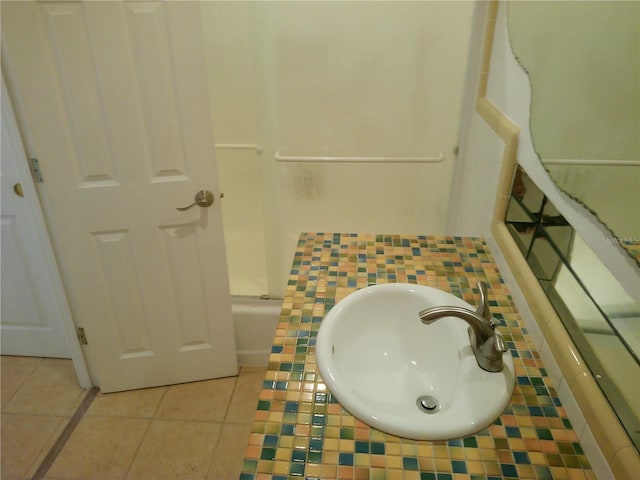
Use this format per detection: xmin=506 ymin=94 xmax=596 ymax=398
xmin=29 ymin=158 xmax=44 ymax=183
xmin=76 ymin=327 xmax=88 ymax=345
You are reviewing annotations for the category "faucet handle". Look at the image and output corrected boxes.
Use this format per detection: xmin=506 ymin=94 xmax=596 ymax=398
xmin=493 ymin=331 xmax=508 ymax=353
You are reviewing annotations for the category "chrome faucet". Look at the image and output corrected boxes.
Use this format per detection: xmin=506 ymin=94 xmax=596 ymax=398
xmin=418 ymin=282 xmax=508 ymax=372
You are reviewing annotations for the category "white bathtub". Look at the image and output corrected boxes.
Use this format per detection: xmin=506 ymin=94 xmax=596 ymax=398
xmin=232 ymin=296 xmax=282 ymax=366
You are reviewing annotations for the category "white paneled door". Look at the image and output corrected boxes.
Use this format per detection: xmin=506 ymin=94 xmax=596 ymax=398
xmin=2 ymin=1 xmax=238 ymax=392
xmin=1 ymin=81 xmax=71 ymax=359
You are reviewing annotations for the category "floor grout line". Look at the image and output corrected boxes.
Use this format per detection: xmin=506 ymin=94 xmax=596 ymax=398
xmin=122 ymin=411 xmax=153 ymax=480
xmin=30 ymin=387 xmax=99 ymax=480
xmin=148 ymin=385 xmax=169 ymax=419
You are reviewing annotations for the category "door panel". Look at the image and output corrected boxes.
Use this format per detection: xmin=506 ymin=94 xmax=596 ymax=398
xmin=125 ymin=3 xmax=186 ymax=180
xmin=2 ymin=0 xmax=238 ymax=392
xmin=46 ymin=3 xmax=116 ymax=187
xmin=1 ymin=217 xmax=51 ymax=332
xmin=91 ymin=229 xmax=152 ymax=357
xmin=0 ymin=83 xmax=71 ymax=359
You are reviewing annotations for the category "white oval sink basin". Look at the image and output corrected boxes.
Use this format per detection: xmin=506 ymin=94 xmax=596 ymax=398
xmin=316 ymin=283 xmax=515 ymax=441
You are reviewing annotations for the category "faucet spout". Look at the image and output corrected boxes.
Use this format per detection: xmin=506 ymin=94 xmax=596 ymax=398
xmin=419 ymin=283 xmax=508 ymax=372
xmin=419 ymin=306 xmax=494 ymax=342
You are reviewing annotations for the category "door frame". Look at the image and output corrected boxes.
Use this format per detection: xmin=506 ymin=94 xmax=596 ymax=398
xmin=2 ymin=74 xmax=92 ymax=389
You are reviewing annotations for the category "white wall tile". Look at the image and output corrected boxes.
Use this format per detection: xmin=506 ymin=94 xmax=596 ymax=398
xmin=467 ymin=112 xmax=506 ymax=166
xmin=538 ymin=341 xmax=564 ymax=390
xmin=557 ymin=377 xmax=587 ymax=438
xmin=580 ymin=427 xmax=615 ymax=479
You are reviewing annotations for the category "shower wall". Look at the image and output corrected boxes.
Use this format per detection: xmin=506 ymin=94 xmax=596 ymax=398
xmin=201 ymin=2 xmax=475 ymax=297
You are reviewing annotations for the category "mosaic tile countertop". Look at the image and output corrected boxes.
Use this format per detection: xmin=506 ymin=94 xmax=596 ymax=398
xmin=240 ymin=233 xmax=594 ymax=480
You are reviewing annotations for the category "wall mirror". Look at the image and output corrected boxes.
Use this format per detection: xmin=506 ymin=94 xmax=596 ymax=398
xmin=506 ymin=165 xmax=640 ymax=450
xmin=507 ymin=1 xmax=640 ymax=265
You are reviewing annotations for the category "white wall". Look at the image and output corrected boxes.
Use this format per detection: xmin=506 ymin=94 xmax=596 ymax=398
xmin=201 ymin=1 xmax=475 ymax=297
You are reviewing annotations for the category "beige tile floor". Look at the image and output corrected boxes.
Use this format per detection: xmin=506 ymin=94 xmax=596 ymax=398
xmin=1 ymin=355 xmax=265 ymax=480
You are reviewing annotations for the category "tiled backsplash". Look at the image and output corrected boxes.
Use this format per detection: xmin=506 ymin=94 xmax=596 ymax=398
xmin=240 ymin=233 xmax=594 ymax=479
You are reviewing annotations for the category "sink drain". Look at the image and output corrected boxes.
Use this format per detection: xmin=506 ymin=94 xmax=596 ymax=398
xmin=416 ymin=395 xmax=440 ymax=414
